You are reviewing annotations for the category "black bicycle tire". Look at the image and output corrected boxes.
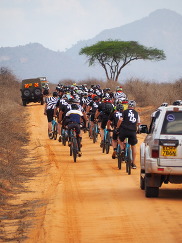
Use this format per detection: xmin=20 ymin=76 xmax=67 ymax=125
xmin=118 ymin=155 xmax=122 ymax=170
xmin=102 ymin=141 xmax=105 ymax=153
xmin=125 ymin=147 xmax=129 ymax=173
xmin=128 ymin=147 xmax=132 ymax=175
xmin=105 ymin=132 xmax=110 ymax=154
xmin=117 ymin=145 xmax=122 ymax=169
xmin=62 ymin=137 xmax=66 ymax=146
xmin=53 ymin=124 xmax=57 ymax=140
xmin=72 ymin=138 xmax=77 ymax=162
xmin=70 ymin=144 xmax=72 ymax=156
xmin=93 ymin=126 xmax=97 ymax=143
xmin=126 ymin=146 xmax=131 ymax=175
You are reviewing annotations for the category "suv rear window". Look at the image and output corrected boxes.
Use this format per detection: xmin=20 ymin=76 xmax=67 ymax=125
xmin=161 ymin=111 xmax=182 ymax=135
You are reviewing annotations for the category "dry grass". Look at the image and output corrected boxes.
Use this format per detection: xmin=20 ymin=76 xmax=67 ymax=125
xmin=0 ymin=67 xmax=41 ymax=241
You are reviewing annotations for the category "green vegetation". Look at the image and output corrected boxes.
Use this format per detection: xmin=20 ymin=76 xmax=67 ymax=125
xmin=79 ymin=40 xmax=166 ymax=82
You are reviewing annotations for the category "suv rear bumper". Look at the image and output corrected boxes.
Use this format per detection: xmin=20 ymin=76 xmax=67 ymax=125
xmin=145 ymin=158 xmax=182 ymax=175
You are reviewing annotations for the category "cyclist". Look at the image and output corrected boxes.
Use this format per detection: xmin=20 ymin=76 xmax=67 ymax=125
xmin=44 ymin=91 xmax=58 ymax=137
xmin=114 ymin=86 xmax=127 ymax=104
xmin=116 ymin=100 xmax=140 ymax=169
xmin=86 ymin=95 xmax=100 ymax=139
xmin=107 ymin=103 xmax=124 ymax=159
xmin=62 ymin=102 xmax=86 ymax=156
xmin=95 ymin=97 xmax=114 ymax=147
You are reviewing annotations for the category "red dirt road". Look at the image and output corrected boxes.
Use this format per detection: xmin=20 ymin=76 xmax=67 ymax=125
xmin=24 ymin=104 xmax=182 ymax=243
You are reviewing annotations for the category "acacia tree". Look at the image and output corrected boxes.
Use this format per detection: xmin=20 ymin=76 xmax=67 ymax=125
xmin=79 ymin=40 xmax=166 ymax=82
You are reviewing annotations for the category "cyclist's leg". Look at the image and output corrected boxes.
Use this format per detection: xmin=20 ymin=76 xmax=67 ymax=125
xmin=128 ymin=133 xmax=138 ymax=168
xmin=47 ymin=109 xmax=54 ymax=134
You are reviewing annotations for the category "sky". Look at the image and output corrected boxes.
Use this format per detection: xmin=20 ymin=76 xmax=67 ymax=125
xmin=0 ymin=0 xmax=182 ymax=52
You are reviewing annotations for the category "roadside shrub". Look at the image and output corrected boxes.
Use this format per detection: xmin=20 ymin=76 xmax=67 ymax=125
xmin=0 ymin=67 xmax=32 ymax=198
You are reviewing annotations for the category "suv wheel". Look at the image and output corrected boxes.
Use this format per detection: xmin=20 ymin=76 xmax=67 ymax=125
xmin=145 ymin=185 xmax=159 ymax=198
xmin=140 ymin=175 xmax=145 ymax=190
xmin=22 ymin=88 xmax=31 ymax=98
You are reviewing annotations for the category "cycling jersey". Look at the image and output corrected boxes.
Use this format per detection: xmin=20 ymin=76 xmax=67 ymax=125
xmin=114 ymin=91 xmax=127 ymax=100
xmin=109 ymin=111 xmax=123 ymax=128
xmin=46 ymin=97 xmax=58 ymax=110
xmin=121 ymin=109 xmax=140 ymax=131
xmin=65 ymin=110 xmax=84 ymax=124
xmin=88 ymin=101 xmax=100 ymax=113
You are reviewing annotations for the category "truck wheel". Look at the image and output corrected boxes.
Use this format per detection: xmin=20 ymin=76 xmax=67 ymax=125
xmin=33 ymin=87 xmax=42 ymax=96
xmin=22 ymin=88 xmax=31 ymax=98
xmin=22 ymin=100 xmax=26 ymax=106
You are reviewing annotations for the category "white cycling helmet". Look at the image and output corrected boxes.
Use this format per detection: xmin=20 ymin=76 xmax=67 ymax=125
xmin=128 ymin=100 xmax=136 ymax=107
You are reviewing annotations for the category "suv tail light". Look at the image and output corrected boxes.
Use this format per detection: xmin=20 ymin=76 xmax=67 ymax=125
xmin=152 ymin=149 xmax=159 ymax=158
xmin=151 ymin=139 xmax=159 ymax=158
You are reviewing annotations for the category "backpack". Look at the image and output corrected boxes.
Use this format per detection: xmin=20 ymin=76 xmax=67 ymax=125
xmin=103 ymin=102 xmax=113 ymax=115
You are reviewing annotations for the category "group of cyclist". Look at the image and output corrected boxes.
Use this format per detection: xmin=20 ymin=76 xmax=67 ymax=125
xmin=44 ymin=83 xmax=140 ymax=168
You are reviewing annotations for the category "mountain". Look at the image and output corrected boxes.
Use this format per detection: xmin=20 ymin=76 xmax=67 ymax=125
xmin=0 ymin=9 xmax=182 ymax=83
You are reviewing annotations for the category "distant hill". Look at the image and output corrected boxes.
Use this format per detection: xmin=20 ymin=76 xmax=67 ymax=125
xmin=0 ymin=9 xmax=182 ymax=83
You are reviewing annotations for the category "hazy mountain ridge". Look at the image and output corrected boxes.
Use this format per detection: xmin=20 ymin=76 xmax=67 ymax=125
xmin=0 ymin=9 xmax=182 ymax=83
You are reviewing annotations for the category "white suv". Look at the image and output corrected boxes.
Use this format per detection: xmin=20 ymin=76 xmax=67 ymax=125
xmin=140 ymin=105 xmax=182 ymax=197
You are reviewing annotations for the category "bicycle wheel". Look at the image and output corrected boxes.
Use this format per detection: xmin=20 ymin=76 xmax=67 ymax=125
xmin=62 ymin=136 xmax=66 ymax=146
xmin=105 ymin=132 xmax=110 ymax=154
xmin=72 ymin=138 xmax=78 ymax=162
xmin=126 ymin=146 xmax=131 ymax=175
xmin=102 ymin=139 xmax=106 ymax=153
xmin=70 ymin=143 xmax=72 ymax=156
xmin=53 ymin=124 xmax=58 ymax=140
xmin=92 ymin=125 xmax=97 ymax=143
xmin=117 ymin=145 xmax=122 ymax=170
xmin=62 ymin=130 xmax=66 ymax=146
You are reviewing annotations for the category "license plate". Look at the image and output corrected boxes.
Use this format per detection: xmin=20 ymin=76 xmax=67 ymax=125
xmin=161 ymin=146 xmax=177 ymax=156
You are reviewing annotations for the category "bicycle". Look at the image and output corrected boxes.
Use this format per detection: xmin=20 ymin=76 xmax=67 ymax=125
xmin=102 ymin=128 xmax=112 ymax=154
xmin=48 ymin=117 xmax=58 ymax=140
xmin=69 ymin=128 xmax=81 ymax=162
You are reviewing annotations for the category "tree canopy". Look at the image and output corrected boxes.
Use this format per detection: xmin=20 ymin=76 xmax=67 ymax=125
xmin=79 ymin=40 xmax=166 ymax=82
